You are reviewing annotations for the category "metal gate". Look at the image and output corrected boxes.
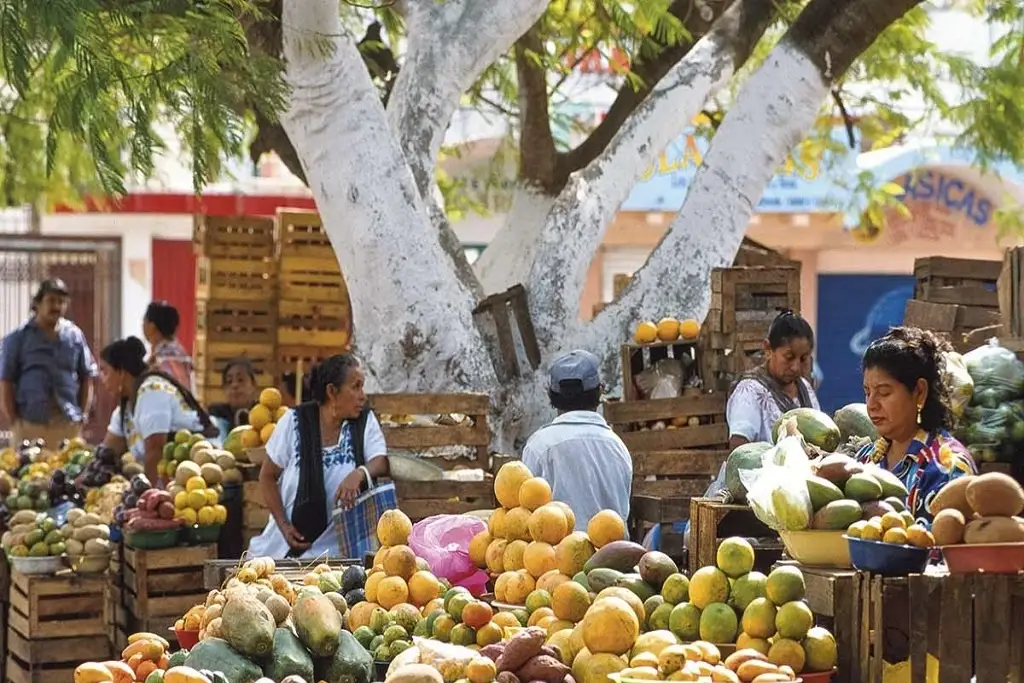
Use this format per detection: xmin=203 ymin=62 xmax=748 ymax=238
xmin=0 ymin=234 xmax=122 ymax=444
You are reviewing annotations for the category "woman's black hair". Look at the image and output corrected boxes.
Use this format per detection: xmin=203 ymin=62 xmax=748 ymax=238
xmin=144 ymin=301 xmax=180 ymax=338
xmin=767 ymin=309 xmax=815 ymax=350
xmin=100 ymin=337 xmax=148 ymax=377
xmin=221 ymin=358 xmax=257 ymax=384
xmin=862 ymin=326 xmax=954 ymax=432
xmin=308 ymin=354 xmax=361 ymax=404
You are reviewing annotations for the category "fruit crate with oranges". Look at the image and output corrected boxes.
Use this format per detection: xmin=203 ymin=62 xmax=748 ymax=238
xmin=688 ymin=498 xmax=781 ymax=575
xmin=6 ymin=569 xmax=112 ymax=683
xmin=604 ymin=390 xmax=729 ymax=452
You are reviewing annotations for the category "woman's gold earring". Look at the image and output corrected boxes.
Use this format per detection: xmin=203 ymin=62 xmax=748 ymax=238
xmin=916 ymin=404 xmax=922 ymax=425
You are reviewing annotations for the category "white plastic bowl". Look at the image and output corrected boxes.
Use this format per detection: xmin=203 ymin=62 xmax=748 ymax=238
xmin=10 ymin=555 xmax=64 ymax=575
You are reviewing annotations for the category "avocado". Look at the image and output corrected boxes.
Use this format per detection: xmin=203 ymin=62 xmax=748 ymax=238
xmin=28 ymin=541 xmax=49 ymax=557
xmin=24 ymin=530 xmax=44 ymax=547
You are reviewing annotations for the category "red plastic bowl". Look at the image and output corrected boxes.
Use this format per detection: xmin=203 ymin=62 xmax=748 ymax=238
xmin=174 ymin=627 xmax=200 ymax=649
xmin=942 ymin=543 xmax=1024 ymax=574
xmin=797 ymin=669 xmax=837 ymax=683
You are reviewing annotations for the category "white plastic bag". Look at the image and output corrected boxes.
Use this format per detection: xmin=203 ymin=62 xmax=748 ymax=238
xmin=942 ymin=351 xmax=973 ymax=417
xmin=739 ymin=436 xmax=813 ymax=531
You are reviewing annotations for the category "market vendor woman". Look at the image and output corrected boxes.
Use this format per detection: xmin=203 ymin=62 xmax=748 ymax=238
xmin=248 ymin=353 xmax=389 ymax=559
xmin=726 ymin=310 xmax=820 ymax=448
xmin=99 ymin=337 xmax=210 ymax=483
xmin=857 ymin=326 xmax=977 ymax=523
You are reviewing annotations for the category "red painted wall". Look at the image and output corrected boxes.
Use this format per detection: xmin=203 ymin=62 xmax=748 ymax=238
xmin=151 ymin=239 xmax=198 ymax=353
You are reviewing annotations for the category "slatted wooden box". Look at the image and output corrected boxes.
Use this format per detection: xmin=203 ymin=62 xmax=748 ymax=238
xmin=394 ymin=479 xmax=496 ymax=523
xmin=688 ymin=498 xmax=781 ymax=575
xmin=194 ymin=343 xmax=276 ymax=405
xmin=122 ymin=544 xmax=217 ymax=644
xmin=370 ymin=393 xmax=492 ymax=466
xmin=604 ymin=393 xmax=729 ymax=452
xmin=6 ymin=570 xmax=111 ymax=683
xmin=902 ymin=299 xmax=1000 ymax=354
xmin=195 ymin=255 xmax=278 ymax=303
xmin=194 ymin=215 xmax=276 ymax=260
xmin=277 ymin=299 xmax=351 ymax=349
xmin=914 ymin=256 xmax=1001 ymax=308
xmin=196 ymin=300 xmax=277 ymax=346
xmin=620 ymin=341 xmax=701 ymax=402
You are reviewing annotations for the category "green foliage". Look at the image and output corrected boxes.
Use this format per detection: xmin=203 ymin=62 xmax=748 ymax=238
xmin=0 ymin=0 xmax=284 ymax=206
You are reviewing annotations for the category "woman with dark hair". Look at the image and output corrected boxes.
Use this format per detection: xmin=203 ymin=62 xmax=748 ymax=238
xmin=207 ymin=359 xmax=261 ymax=431
xmin=726 ymin=310 xmax=820 ymax=448
xmin=248 ymin=354 xmax=389 ymax=558
xmin=856 ymin=326 xmax=977 ymax=523
xmin=142 ymin=301 xmax=194 ymax=391
xmin=99 ymin=337 xmax=210 ymax=483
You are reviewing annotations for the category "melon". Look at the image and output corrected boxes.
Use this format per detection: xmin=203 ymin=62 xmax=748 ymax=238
xmin=724 ymin=442 xmax=773 ymax=503
xmin=833 ymin=403 xmax=877 ymax=441
xmin=772 ymin=408 xmax=842 ymax=452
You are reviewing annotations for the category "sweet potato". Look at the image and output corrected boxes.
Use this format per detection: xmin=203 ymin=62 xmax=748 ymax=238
xmin=480 ymin=644 xmax=507 ymax=662
xmin=516 ymin=655 xmax=570 ymax=683
xmin=496 ymin=628 xmax=545 ymax=673
xmin=496 ymin=673 xmax=521 ymax=683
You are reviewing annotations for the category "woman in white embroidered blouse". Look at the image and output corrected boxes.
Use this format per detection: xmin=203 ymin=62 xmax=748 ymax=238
xmin=726 ymin=310 xmax=820 ymax=449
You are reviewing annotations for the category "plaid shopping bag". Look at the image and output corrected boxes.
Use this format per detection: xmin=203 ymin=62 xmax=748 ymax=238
xmin=332 ymin=482 xmax=397 ymax=558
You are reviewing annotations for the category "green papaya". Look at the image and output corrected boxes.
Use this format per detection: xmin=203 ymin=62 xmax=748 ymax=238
xmin=314 ymin=630 xmax=373 ymax=683
xmin=263 ymin=628 xmax=315 ymax=682
xmin=293 ymin=592 xmax=343 ymax=657
xmin=184 ymin=638 xmax=262 ymax=683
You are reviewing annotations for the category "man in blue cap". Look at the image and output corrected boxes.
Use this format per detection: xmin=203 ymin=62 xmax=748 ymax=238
xmin=522 ymin=350 xmax=633 ymax=530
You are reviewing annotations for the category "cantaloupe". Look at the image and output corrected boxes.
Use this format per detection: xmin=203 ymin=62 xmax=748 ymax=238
xmin=377 ymin=510 xmax=413 ymax=546
xmin=581 ymin=597 xmax=639 ymax=655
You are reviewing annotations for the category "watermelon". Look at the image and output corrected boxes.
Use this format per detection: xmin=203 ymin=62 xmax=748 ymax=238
xmin=833 ymin=403 xmax=878 ymax=441
xmin=772 ymin=407 xmax=842 ymax=451
xmin=725 ymin=442 xmax=773 ymax=503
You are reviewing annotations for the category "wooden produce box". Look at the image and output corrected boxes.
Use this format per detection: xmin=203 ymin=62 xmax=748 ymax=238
xmin=371 ymin=393 xmax=492 ymax=465
xmin=123 ymin=545 xmax=218 ymax=643
xmin=6 ymin=570 xmax=111 ymax=683
xmin=203 ymin=558 xmax=362 ymax=590
xmin=620 ymin=340 xmax=701 ymax=402
xmin=195 ymin=300 xmax=277 ymax=347
xmin=275 ymin=210 xmax=346 ymax=303
xmin=242 ymin=480 xmax=271 ymax=547
xmin=277 ymin=300 xmax=351 ymax=349
xmin=774 ymin=561 xmax=861 ymax=683
xmin=700 ymin=266 xmax=800 ymax=391
xmin=194 ymin=342 xmax=276 ymax=405
xmin=193 ymin=215 xmax=276 ymax=260
xmin=914 ymin=256 xmax=1001 ymax=309
xmin=394 ymin=479 xmax=496 ymax=523
xmin=106 ymin=546 xmax=128 ymax=652
xmin=902 ymin=299 xmax=999 ymax=353
xmin=194 ymin=254 xmax=278 ymax=303
xmin=604 ymin=392 xmax=728 ymax=453
xmin=688 ymin=498 xmax=781 ymax=575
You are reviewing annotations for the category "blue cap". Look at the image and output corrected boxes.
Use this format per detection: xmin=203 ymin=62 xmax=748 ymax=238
xmin=549 ymin=350 xmax=601 ymax=395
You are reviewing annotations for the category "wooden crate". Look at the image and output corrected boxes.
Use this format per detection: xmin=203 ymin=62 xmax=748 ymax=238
xmin=123 ymin=545 xmax=217 ymax=624
xmin=8 ymin=570 xmax=107 ymax=640
xmin=279 ymin=256 xmax=346 ymax=303
xmin=242 ymin=480 xmax=271 ymax=539
xmin=194 ymin=343 xmax=276 ymax=404
xmin=472 ymin=285 xmax=541 ymax=382
xmin=195 ymin=255 xmax=277 ymax=302
xmin=203 ymin=558 xmax=362 ymax=591
xmin=688 ymin=498 xmax=781 ymax=575
xmin=277 ymin=345 xmax=338 ymax=386
xmin=370 ymin=393 xmax=492 ymax=463
xmin=620 ymin=341 xmax=701 ymax=402
xmin=705 ymin=267 xmax=801 ymax=336
xmin=774 ymin=561 xmax=861 ymax=683
xmin=6 ymin=632 xmax=112 ymax=683
xmin=604 ymin=393 xmax=729 ymax=452
xmin=914 ymin=256 xmax=1001 ymax=308
xmin=628 ymin=495 xmax=688 ymax=564
xmin=902 ymin=299 xmax=1000 ymax=353
xmin=277 ymin=299 xmax=351 ymax=348
xmin=195 ymin=299 xmax=277 ymax=346
xmin=276 ymin=209 xmax=332 ymax=258
xmin=631 ymin=449 xmax=728 ymax=499
xmin=193 ymin=215 xmax=276 ymax=259
xmin=394 ymin=479 xmax=496 ymax=522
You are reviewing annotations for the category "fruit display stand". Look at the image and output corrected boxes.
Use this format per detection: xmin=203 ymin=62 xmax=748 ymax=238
xmin=119 ymin=544 xmax=218 ymax=648
xmin=6 ymin=568 xmax=112 ymax=683
xmin=393 ymin=479 xmax=496 ymax=524
xmin=699 ymin=266 xmax=801 ymax=392
xmin=688 ymin=498 xmax=781 ymax=575
xmin=201 ymin=557 xmax=362 ymax=590
xmin=604 ymin=391 xmax=728 ymax=452
xmin=773 ymin=561 xmax=861 ymax=683
xmin=370 ymin=393 xmax=493 ymax=468
xmin=192 ymin=215 xmax=279 ymax=404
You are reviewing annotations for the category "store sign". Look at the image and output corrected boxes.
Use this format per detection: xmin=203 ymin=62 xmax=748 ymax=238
xmin=898 ymin=170 xmax=993 ymax=227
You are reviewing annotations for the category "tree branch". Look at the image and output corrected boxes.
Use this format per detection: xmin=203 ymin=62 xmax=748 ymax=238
xmin=279 ymin=0 xmax=495 ymax=391
xmin=525 ymin=0 xmax=778 ymax=350
xmin=586 ymin=0 xmax=927 ymax=367
xmin=831 ymin=88 xmax=858 ymax=148
xmin=515 ymin=27 xmax=559 ymax=193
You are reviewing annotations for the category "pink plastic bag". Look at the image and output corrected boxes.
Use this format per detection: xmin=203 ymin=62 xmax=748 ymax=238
xmin=409 ymin=514 xmax=489 ymax=595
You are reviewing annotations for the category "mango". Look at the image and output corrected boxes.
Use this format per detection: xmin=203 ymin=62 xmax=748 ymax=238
xmin=844 ymin=473 xmax=883 ymax=503
xmin=74 ymin=663 xmax=114 ymax=683
xmin=804 ymin=476 xmax=843 ymax=511
xmin=810 ymin=500 xmax=862 ymax=530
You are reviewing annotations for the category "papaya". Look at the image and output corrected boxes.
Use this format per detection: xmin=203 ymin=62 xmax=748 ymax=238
xmin=844 ymin=473 xmax=883 ymax=503
xmin=218 ymin=596 xmax=276 ymax=658
xmin=313 ymin=629 xmax=373 ymax=683
xmin=724 ymin=442 xmax=773 ymax=503
xmin=832 ymin=403 xmax=877 ymax=441
xmin=814 ymin=454 xmax=863 ymax=488
xmin=262 ymin=628 xmax=315 ymax=682
xmin=810 ymin=500 xmax=863 ymax=530
xmin=772 ymin=408 xmax=841 ymax=451
xmin=184 ymin=639 xmax=262 ymax=683
xmin=292 ymin=592 xmax=343 ymax=657
xmin=864 ymin=467 xmax=909 ymax=499
xmin=74 ymin=663 xmax=114 ymax=683
xmin=804 ymin=476 xmax=843 ymax=511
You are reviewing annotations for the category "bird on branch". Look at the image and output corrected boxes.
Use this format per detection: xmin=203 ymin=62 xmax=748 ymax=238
xmin=358 ymin=21 xmax=400 ymax=101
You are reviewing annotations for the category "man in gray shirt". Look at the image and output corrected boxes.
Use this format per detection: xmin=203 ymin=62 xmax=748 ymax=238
xmin=522 ymin=350 xmax=633 ymax=530
xmin=0 ymin=279 xmax=98 ymax=448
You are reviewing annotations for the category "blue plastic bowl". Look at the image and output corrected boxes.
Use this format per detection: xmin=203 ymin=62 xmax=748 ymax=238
xmin=845 ymin=535 xmax=929 ymax=576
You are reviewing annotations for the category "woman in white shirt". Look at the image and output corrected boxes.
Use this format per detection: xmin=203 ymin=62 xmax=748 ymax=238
xmin=726 ymin=310 xmax=821 ymax=448
xmin=248 ymin=354 xmax=389 ymax=559
xmin=99 ymin=337 xmax=206 ymax=483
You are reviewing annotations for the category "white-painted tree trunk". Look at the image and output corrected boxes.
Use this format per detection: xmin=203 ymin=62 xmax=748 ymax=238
xmin=279 ymin=0 xmax=496 ymax=393
xmin=473 ymin=185 xmax=555 ymax=295
xmin=525 ymin=1 xmax=774 ymax=349
xmin=585 ymin=36 xmax=832 ymax=379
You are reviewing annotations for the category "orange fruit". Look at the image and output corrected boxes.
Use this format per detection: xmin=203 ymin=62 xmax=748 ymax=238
xmin=656 ymin=318 xmax=680 ymax=342
xmin=634 ymin=322 xmax=657 ymax=344
xmin=518 ymin=477 xmax=553 ymax=511
xmin=679 ymin=319 xmax=701 ymax=341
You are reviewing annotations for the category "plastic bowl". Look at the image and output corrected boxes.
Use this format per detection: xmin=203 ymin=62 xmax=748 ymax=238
xmin=941 ymin=542 xmax=1024 ymax=574
xmin=183 ymin=524 xmax=222 ymax=545
xmin=846 ymin=535 xmax=929 ymax=576
xmin=124 ymin=528 xmax=181 ymax=550
xmin=174 ymin=627 xmax=200 ymax=650
xmin=780 ymin=530 xmax=852 ymax=568
xmin=799 ymin=668 xmax=837 ymax=683
xmin=64 ymin=552 xmax=111 ymax=575
xmin=10 ymin=555 xmax=64 ymax=575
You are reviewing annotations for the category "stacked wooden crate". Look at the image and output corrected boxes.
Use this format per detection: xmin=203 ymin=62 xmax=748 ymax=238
xmin=274 ymin=210 xmax=352 ymax=379
xmin=193 ymin=216 xmax=279 ymax=403
xmin=698 ymin=266 xmax=801 ymax=392
xmin=7 ymin=570 xmax=111 ymax=683
xmin=903 ymin=256 xmax=1001 ymax=352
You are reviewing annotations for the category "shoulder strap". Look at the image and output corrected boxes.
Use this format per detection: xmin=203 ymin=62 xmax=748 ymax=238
xmin=350 ymin=407 xmax=370 ymax=468
xmin=133 ymin=370 xmax=218 ymax=437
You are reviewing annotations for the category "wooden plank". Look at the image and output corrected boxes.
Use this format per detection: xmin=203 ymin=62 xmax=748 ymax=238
xmin=618 ymin=423 xmax=729 ymax=452
xmin=631 ymin=450 xmax=729 ymax=477
xmin=6 ymin=631 xmax=110 ymax=666
xmin=975 ymin=574 xmax=1011 ymax=683
xmin=937 ymin=574 xmax=973 ymax=683
xmin=908 ymin=575 xmax=930 ymax=683
xmin=393 ymin=480 xmax=493 ymax=499
xmin=194 ymin=215 xmax=276 ymax=258
xmin=915 ymin=256 xmax=1002 ymax=282
xmin=631 ymin=478 xmax=710 ymax=498
xmin=370 ymin=392 xmax=490 ymax=415
xmin=382 ymin=424 xmax=491 ymax=448
xmin=604 ymin=394 xmax=727 ymax=423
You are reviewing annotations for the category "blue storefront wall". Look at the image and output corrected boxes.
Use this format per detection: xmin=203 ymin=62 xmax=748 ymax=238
xmin=815 ymin=274 xmax=915 ymax=413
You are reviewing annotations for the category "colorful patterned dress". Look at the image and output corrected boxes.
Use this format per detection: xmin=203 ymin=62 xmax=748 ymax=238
xmin=855 ymin=429 xmax=977 ymax=524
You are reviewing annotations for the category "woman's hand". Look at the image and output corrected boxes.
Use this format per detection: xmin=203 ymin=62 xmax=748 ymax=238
xmin=280 ymin=521 xmax=309 ymax=551
xmin=335 ymin=469 xmax=366 ymax=510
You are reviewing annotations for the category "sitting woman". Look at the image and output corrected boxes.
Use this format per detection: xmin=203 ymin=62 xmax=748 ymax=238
xmin=726 ymin=310 xmax=820 ymax=448
xmin=99 ymin=337 xmax=212 ymax=483
xmin=142 ymin=301 xmax=195 ymax=391
xmin=248 ymin=354 xmax=389 ymax=559
xmin=208 ymin=358 xmax=262 ymax=433
xmin=857 ymin=326 xmax=977 ymax=524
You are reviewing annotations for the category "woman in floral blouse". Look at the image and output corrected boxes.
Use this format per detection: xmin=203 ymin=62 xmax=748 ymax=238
xmin=857 ymin=326 xmax=977 ymax=524
xmin=143 ymin=301 xmax=194 ymax=392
